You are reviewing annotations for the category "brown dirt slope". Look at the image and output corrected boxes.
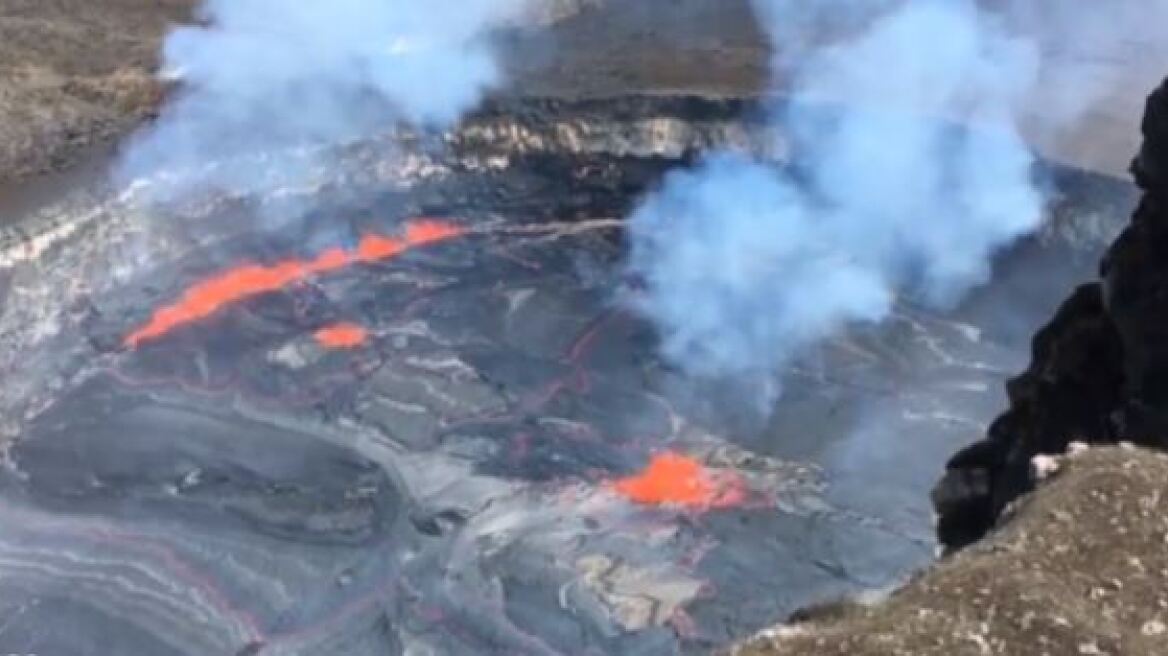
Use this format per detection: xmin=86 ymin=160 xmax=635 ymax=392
xmin=0 ymin=0 xmax=762 ymax=186
xmin=734 ymin=446 xmax=1168 ymax=656
xmin=503 ymin=0 xmax=767 ymax=98
xmin=0 ymin=0 xmax=1162 ymax=185
xmin=0 ymin=0 xmax=193 ymax=184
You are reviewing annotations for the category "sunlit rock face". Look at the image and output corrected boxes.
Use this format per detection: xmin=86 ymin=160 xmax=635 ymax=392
xmin=0 ymin=95 xmax=1136 ymax=654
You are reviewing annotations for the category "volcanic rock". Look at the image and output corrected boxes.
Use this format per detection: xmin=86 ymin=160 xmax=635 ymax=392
xmin=934 ymin=76 xmax=1168 ymax=549
xmin=735 ymin=446 xmax=1168 ymax=656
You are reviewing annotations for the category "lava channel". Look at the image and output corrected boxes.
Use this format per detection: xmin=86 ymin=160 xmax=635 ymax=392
xmin=124 ymin=219 xmax=464 ymax=348
xmin=611 ymin=452 xmax=747 ymax=509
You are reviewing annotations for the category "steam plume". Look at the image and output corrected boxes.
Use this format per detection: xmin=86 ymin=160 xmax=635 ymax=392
xmin=117 ymin=0 xmax=530 ymax=201
xmin=626 ymin=0 xmax=1049 ymax=385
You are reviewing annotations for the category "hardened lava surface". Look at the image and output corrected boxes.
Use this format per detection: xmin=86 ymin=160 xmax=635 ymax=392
xmin=0 ymin=96 xmax=1138 ymax=655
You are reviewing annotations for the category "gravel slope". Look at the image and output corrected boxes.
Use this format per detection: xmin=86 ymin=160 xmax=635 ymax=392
xmin=734 ymin=446 xmax=1168 ymax=656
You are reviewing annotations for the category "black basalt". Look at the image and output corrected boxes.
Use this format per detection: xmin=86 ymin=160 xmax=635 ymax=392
xmin=935 ymin=75 xmax=1168 ymax=551
xmin=6 ymin=380 xmax=400 ymax=546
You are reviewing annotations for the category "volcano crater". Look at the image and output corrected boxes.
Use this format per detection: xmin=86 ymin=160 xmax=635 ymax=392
xmin=0 ymin=94 xmax=1139 ymax=655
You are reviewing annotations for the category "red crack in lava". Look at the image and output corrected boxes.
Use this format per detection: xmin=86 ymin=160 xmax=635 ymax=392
xmin=124 ymin=219 xmax=464 ymax=348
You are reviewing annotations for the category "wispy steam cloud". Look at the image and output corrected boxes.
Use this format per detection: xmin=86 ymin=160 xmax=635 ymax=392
xmin=118 ymin=0 xmax=530 ymax=200
xmin=1000 ymin=0 xmax=1168 ymax=129
xmin=626 ymin=0 xmax=1048 ymax=385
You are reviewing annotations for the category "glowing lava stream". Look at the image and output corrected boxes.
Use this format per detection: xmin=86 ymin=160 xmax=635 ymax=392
xmin=313 ymin=322 xmax=369 ymax=349
xmin=124 ymin=219 xmax=464 ymax=348
xmin=611 ymin=452 xmax=747 ymax=509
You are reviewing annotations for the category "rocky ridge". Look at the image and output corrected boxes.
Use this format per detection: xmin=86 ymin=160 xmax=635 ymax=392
xmin=934 ymin=76 xmax=1168 ymax=549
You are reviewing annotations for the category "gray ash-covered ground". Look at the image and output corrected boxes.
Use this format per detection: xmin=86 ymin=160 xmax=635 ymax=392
xmin=0 ymin=96 xmax=1137 ymax=655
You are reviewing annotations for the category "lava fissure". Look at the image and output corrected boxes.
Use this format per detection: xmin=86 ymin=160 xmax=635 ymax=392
xmin=124 ymin=219 xmax=465 ymax=348
xmin=124 ymin=218 xmax=626 ymax=349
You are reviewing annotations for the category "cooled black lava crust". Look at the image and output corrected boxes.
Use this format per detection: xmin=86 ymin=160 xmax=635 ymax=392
xmin=0 ymin=96 xmax=1137 ymax=655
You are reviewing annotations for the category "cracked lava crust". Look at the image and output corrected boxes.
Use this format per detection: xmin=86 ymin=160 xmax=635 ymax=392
xmin=0 ymin=95 xmax=1139 ymax=655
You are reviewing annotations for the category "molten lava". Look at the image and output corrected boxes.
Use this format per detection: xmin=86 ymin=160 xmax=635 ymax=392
xmin=314 ymin=323 xmax=369 ymax=350
xmin=611 ymin=452 xmax=746 ymax=509
xmin=124 ymin=219 xmax=465 ymax=348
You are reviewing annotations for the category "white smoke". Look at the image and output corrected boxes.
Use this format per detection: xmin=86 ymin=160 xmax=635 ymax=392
xmin=626 ymin=155 xmax=894 ymax=379
xmin=625 ymin=0 xmax=1049 ymax=387
xmin=117 ymin=0 xmax=531 ymax=201
xmin=999 ymin=0 xmax=1168 ymax=121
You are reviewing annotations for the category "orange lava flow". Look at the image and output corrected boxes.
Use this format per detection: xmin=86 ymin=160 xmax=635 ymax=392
xmin=611 ymin=452 xmax=747 ymax=509
xmin=313 ymin=322 xmax=369 ymax=349
xmin=124 ymin=219 xmax=465 ymax=348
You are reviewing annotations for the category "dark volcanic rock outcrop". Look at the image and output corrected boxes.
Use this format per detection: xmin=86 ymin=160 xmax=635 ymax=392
xmin=934 ymin=76 xmax=1168 ymax=550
